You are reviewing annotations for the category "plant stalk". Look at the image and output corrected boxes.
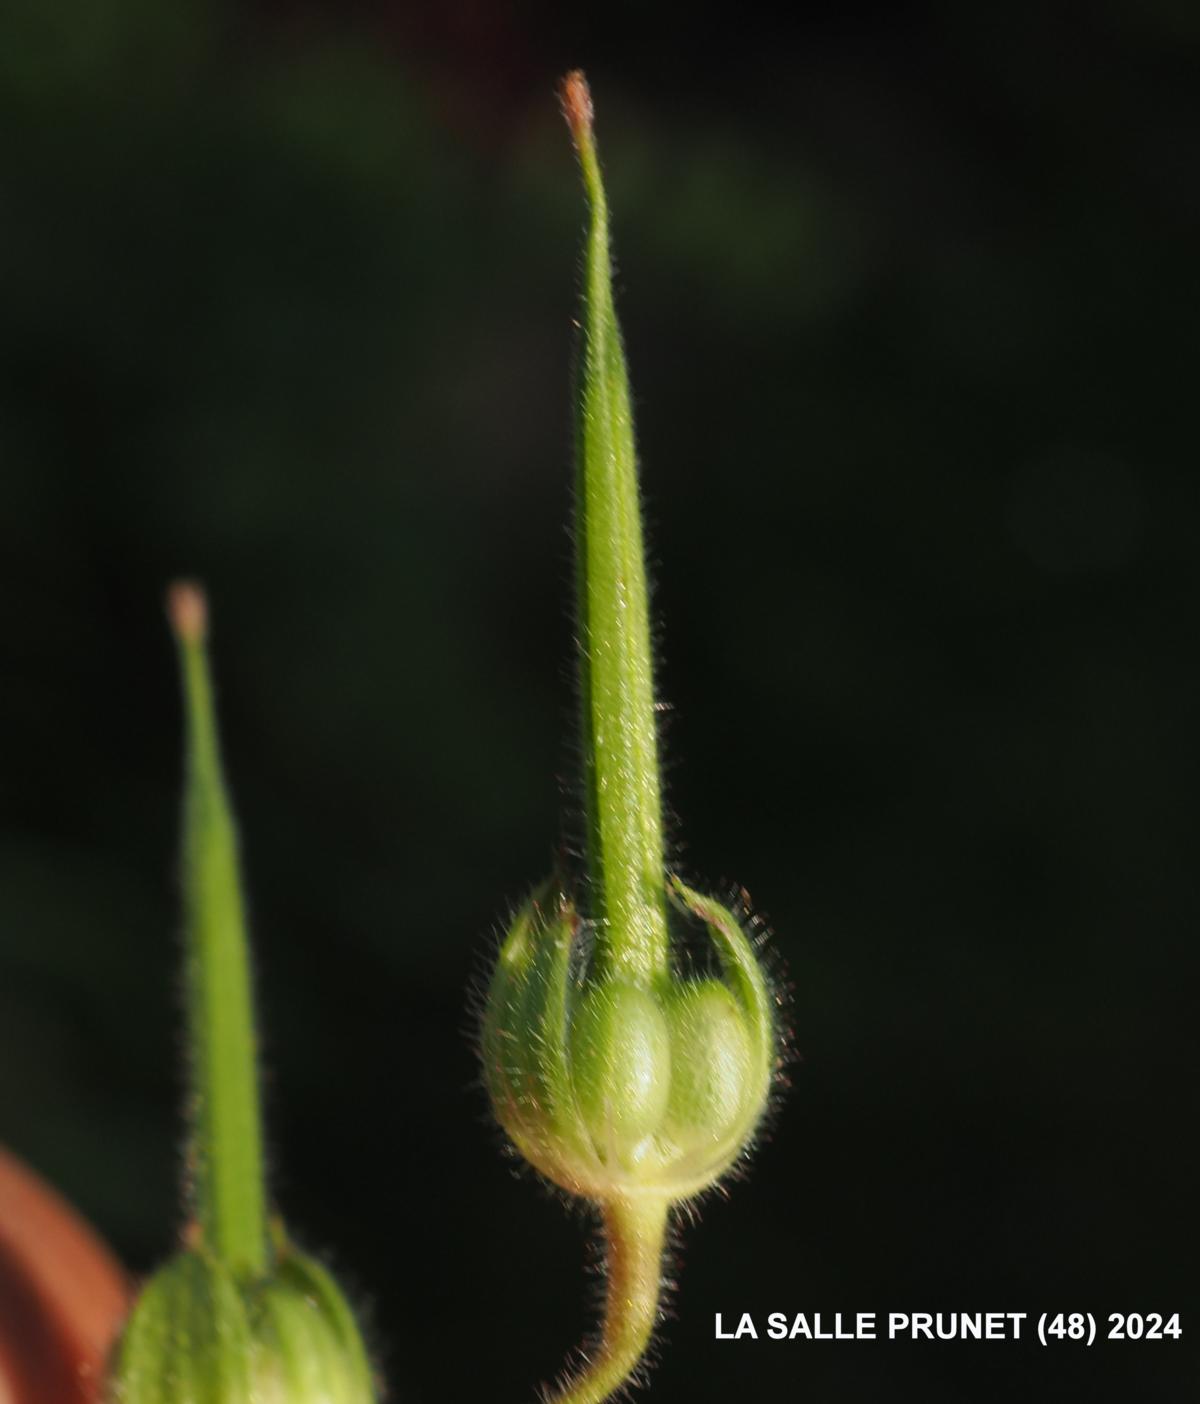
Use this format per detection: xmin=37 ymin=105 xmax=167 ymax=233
xmin=549 ymin=1196 xmax=669 ymax=1404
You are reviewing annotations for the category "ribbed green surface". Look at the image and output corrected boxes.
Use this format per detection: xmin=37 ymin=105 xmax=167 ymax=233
xmin=568 ymin=77 xmax=669 ymax=985
xmin=174 ymin=601 xmax=268 ymax=1277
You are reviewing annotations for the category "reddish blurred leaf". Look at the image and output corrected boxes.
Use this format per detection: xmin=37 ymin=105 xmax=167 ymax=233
xmin=0 ymin=1147 xmax=131 ymax=1404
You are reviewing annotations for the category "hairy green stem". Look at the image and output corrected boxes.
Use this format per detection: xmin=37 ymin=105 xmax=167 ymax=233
xmin=565 ymin=69 xmax=669 ymax=986
xmin=549 ymin=1196 xmax=669 ymax=1404
xmin=169 ymin=582 xmax=268 ymax=1278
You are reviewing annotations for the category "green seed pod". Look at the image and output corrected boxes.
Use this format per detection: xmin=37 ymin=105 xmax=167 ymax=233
xmin=106 ymin=1245 xmax=374 ymax=1404
xmin=569 ymin=979 xmax=672 ymax=1170
xmin=478 ymin=72 xmax=785 ymax=1404
xmin=483 ymin=878 xmax=775 ymax=1202
xmin=105 ymin=585 xmax=378 ymax=1404
xmin=663 ymin=982 xmax=754 ymax=1153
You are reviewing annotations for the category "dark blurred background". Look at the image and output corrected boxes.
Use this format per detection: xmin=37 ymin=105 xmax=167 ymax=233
xmin=1 ymin=1 xmax=1197 ymax=1399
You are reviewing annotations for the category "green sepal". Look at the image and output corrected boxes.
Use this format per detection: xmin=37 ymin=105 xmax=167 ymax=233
xmin=668 ymin=876 xmax=775 ymax=1119
xmin=269 ymin=1247 xmax=376 ymax=1403
xmin=106 ymin=1252 xmax=253 ymax=1404
xmin=482 ymin=882 xmax=589 ymax=1187
xmin=253 ymin=1248 xmax=375 ymax=1403
xmin=105 ymin=1246 xmax=376 ymax=1404
xmin=482 ymin=873 xmax=777 ymax=1202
